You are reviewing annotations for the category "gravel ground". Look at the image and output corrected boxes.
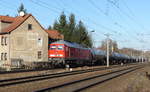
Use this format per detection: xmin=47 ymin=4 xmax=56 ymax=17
xmin=0 ymin=65 xmax=110 ymax=80
xmin=82 ymin=63 xmax=150 ymax=92
xmin=0 ymin=65 xmax=134 ymax=92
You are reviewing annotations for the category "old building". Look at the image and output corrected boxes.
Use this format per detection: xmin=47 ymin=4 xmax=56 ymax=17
xmin=0 ymin=14 xmax=50 ymax=70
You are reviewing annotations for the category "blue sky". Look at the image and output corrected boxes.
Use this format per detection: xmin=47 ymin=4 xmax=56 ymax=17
xmin=0 ymin=0 xmax=150 ymax=50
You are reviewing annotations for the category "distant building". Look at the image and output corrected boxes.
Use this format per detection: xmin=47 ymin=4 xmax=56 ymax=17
xmin=46 ymin=30 xmax=64 ymax=44
xmin=0 ymin=14 xmax=63 ymax=70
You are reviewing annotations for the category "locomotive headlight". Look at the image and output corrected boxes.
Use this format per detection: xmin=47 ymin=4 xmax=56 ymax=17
xmin=50 ymin=54 xmax=55 ymax=57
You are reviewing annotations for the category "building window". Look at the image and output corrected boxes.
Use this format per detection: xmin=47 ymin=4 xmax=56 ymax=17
xmin=1 ymin=36 xmax=7 ymax=46
xmin=1 ymin=36 xmax=4 ymax=46
xmin=4 ymin=37 xmax=7 ymax=45
xmin=38 ymin=51 xmax=42 ymax=59
xmin=4 ymin=53 xmax=7 ymax=60
xmin=38 ymin=38 xmax=42 ymax=46
xmin=1 ymin=53 xmax=3 ymax=60
xmin=28 ymin=24 xmax=32 ymax=30
xmin=1 ymin=53 xmax=7 ymax=61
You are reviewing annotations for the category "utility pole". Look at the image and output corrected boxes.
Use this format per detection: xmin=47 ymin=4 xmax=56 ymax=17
xmin=141 ymin=45 xmax=145 ymax=63
xmin=141 ymin=51 xmax=144 ymax=63
xmin=105 ymin=33 xmax=110 ymax=67
xmin=90 ymin=30 xmax=95 ymax=48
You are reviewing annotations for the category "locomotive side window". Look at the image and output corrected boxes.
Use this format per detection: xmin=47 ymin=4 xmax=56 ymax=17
xmin=58 ymin=45 xmax=63 ymax=50
xmin=50 ymin=45 xmax=56 ymax=50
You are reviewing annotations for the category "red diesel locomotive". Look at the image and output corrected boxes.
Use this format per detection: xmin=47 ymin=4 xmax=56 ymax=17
xmin=49 ymin=40 xmax=92 ymax=67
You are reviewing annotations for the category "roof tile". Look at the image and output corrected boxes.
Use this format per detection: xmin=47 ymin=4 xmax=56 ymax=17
xmin=0 ymin=15 xmax=15 ymax=23
xmin=1 ymin=14 xmax=31 ymax=33
xmin=46 ymin=30 xmax=64 ymax=39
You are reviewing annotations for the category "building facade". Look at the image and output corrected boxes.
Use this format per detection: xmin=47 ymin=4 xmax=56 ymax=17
xmin=0 ymin=14 xmax=49 ymax=70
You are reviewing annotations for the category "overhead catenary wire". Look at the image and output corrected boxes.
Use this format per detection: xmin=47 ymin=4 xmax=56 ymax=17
xmin=120 ymin=0 xmax=148 ymax=50
xmin=107 ymin=0 xmax=147 ymax=32
xmin=35 ymin=0 xmax=137 ymax=44
xmin=30 ymin=0 xmax=120 ymax=36
xmin=121 ymin=0 xmax=150 ymax=48
xmin=87 ymin=0 xmax=143 ymax=46
xmin=0 ymin=0 xmax=147 ymax=50
xmin=30 ymin=0 xmax=60 ymax=14
xmin=106 ymin=0 xmax=147 ymax=48
xmin=121 ymin=0 xmax=149 ymax=31
xmin=35 ymin=0 xmax=145 ymax=49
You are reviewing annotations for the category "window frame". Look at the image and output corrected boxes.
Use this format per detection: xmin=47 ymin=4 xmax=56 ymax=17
xmin=1 ymin=53 xmax=3 ymax=60
xmin=28 ymin=24 xmax=32 ymax=30
xmin=50 ymin=45 xmax=57 ymax=50
xmin=57 ymin=45 xmax=64 ymax=50
xmin=4 ymin=53 xmax=7 ymax=60
xmin=4 ymin=37 xmax=7 ymax=45
xmin=1 ymin=36 xmax=4 ymax=46
xmin=38 ymin=51 xmax=42 ymax=59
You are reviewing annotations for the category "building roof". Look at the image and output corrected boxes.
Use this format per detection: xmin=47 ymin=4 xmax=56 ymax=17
xmin=46 ymin=30 xmax=64 ymax=39
xmin=0 ymin=14 xmax=31 ymax=33
xmin=0 ymin=14 xmax=64 ymax=39
xmin=0 ymin=15 xmax=15 ymax=23
xmin=0 ymin=14 xmax=63 ymax=39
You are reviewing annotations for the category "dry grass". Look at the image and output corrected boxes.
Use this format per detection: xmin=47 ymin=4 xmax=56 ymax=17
xmin=124 ymin=72 xmax=150 ymax=92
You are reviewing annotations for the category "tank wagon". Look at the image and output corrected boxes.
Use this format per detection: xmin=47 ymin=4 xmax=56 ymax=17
xmin=90 ymin=49 xmax=106 ymax=65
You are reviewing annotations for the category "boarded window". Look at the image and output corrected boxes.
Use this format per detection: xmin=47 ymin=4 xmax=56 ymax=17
xmin=38 ymin=51 xmax=42 ymax=59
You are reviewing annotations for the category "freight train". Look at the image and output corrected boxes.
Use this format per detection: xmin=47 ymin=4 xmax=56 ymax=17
xmin=48 ymin=40 xmax=142 ymax=67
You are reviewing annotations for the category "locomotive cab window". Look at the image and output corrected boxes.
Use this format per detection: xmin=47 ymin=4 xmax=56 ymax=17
xmin=50 ymin=45 xmax=56 ymax=50
xmin=58 ymin=45 xmax=63 ymax=50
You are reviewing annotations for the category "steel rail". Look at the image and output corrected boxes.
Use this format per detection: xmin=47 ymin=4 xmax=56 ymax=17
xmin=35 ymin=65 xmax=143 ymax=92
xmin=0 ymin=64 xmax=135 ymax=87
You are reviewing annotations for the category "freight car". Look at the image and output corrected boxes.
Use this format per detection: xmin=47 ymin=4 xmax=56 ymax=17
xmin=90 ymin=48 xmax=106 ymax=65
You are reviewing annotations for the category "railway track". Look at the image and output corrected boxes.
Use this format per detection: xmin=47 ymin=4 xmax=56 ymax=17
xmin=0 ymin=64 xmax=137 ymax=87
xmin=35 ymin=65 xmax=144 ymax=92
xmin=0 ymin=68 xmax=55 ymax=74
xmin=0 ymin=63 xmax=137 ymax=74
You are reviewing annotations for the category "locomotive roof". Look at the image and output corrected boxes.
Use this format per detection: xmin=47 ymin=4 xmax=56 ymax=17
xmin=51 ymin=40 xmax=88 ymax=49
